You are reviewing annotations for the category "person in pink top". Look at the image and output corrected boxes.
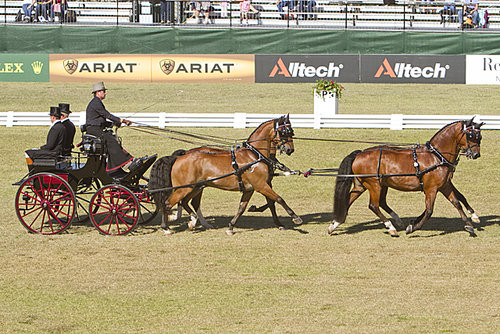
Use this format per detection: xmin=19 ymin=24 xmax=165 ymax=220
xmin=240 ymin=0 xmax=259 ymax=25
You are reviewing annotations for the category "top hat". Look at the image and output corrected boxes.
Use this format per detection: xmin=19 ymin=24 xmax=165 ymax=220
xmin=59 ymin=103 xmax=71 ymax=115
xmin=49 ymin=106 xmax=61 ymax=118
xmin=92 ymin=82 xmax=107 ymax=93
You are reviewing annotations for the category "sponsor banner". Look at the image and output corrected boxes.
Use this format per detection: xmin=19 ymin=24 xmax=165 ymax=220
xmin=255 ymin=55 xmax=359 ymax=83
xmin=151 ymin=54 xmax=254 ymax=83
xmin=466 ymin=55 xmax=500 ymax=85
xmin=361 ymin=55 xmax=465 ymax=84
xmin=50 ymin=54 xmax=254 ymax=82
xmin=0 ymin=54 xmax=49 ymax=82
xmin=50 ymin=54 xmax=151 ymax=82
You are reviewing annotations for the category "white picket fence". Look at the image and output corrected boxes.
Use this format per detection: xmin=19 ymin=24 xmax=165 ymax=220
xmin=1 ymin=112 xmax=499 ymax=130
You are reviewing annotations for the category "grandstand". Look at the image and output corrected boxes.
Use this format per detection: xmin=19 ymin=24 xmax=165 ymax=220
xmin=1 ymin=0 xmax=500 ymax=30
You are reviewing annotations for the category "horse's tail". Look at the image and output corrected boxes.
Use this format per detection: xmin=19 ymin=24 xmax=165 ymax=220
xmin=333 ymin=150 xmax=361 ymax=223
xmin=149 ymin=149 xmax=186 ymax=210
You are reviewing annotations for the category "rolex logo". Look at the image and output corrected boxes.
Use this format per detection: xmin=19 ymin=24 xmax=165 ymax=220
xmin=160 ymin=59 xmax=175 ymax=75
xmin=31 ymin=61 xmax=44 ymax=75
xmin=63 ymin=59 xmax=79 ymax=74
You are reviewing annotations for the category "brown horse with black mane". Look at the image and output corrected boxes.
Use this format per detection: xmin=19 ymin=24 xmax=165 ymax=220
xmin=329 ymin=117 xmax=484 ymax=237
xmin=149 ymin=115 xmax=302 ymax=235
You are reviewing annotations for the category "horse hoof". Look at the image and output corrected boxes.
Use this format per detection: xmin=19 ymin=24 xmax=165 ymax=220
xmin=278 ymin=226 xmax=286 ymax=230
xmin=225 ymin=229 xmax=234 ymax=236
xmin=328 ymin=224 xmax=335 ymax=235
xmin=163 ymin=229 xmax=173 ymax=236
xmin=388 ymin=230 xmax=399 ymax=237
xmin=406 ymin=225 xmax=414 ymax=234
xmin=187 ymin=222 xmax=195 ymax=231
xmin=292 ymin=217 xmax=303 ymax=225
xmin=471 ymin=214 xmax=480 ymax=224
xmin=464 ymin=225 xmax=475 ymax=234
xmin=248 ymin=205 xmax=257 ymax=212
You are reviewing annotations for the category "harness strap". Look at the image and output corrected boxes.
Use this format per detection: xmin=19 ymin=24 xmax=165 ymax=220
xmin=231 ymin=148 xmax=246 ymax=192
xmin=376 ymin=148 xmax=382 ymax=180
xmin=412 ymin=146 xmax=424 ymax=191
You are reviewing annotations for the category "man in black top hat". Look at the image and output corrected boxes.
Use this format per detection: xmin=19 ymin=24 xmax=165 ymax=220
xmin=25 ymin=106 xmax=66 ymax=161
xmin=86 ymin=82 xmax=151 ymax=173
xmin=59 ymin=103 xmax=76 ymax=156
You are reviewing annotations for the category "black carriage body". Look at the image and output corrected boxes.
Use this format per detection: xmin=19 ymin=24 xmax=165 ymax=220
xmin=14 ymin=129 xmax=158 ymax=235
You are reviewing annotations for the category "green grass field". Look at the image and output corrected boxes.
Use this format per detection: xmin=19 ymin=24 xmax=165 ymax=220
xmin=1 ymin=83 xmax=500 ymax=333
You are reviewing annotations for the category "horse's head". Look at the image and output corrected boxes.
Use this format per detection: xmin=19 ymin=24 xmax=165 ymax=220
xmin=273 ymin=114 xmax=295 ymax=156
xmin=459 ymin=117 xmax=484 ymax=159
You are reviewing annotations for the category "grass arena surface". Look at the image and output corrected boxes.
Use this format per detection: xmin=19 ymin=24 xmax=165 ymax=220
xmin=1 ymin=83 xmax=500 ymax=332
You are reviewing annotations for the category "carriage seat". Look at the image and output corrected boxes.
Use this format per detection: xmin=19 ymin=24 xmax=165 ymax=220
xmin=79 ymin=134 xmax=105 ymax=155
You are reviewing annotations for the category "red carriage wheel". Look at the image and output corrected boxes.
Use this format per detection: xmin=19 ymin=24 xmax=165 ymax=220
xmin=89 ymin=185 xmax=140 ymax=235
xmin=15 ymin=173 xmax=76 ymax=235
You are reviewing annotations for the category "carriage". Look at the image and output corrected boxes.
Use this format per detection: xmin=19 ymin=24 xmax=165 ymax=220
xmin=13 ymin=125 xmax=159 ymax=235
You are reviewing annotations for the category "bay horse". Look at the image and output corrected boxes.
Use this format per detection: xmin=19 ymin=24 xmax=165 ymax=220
xmin=149 ymin=115 xmax=302 ymax=235
xmin=329 ymin=117 xmax=484 ymax=237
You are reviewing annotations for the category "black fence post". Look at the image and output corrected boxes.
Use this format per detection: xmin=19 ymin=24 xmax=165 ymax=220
xmin=345 ymin=3 xmax=348 ymax=29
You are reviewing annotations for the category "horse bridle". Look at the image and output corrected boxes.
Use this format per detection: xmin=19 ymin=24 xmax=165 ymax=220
xmin=459 ymin=121 xmax=482 ymax=159
xmin=273 ymin=119 xmax=294 ymax=153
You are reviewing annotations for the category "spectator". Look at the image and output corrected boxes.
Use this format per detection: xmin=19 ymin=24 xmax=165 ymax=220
xmin=160 ymin=0 xmax=174 ymax=24
xmin=49 ymin=0 xmax=66 ymax=22
xmin=194 ymin=1 xmax=211 ymax=24
xmin=59 ymin=103 xmax=75 ymax=156
xmin=276 ymin=0 xmax=297 ymax=19
xmin=25 ymin=107 xmax=66 ymax=161
xmin=220 ymin=0 xmax=229 ymax=18
xmin=298 ymin=0 xmax=316 ymax=20
xmin=459 ymin=0 xmax=479 ymax=28
xmin=86 ymin=82 xmax=153 ymax=174
xmin=22 ymin=0 xmax=36 ymax=22
xmin=34 ymin=0 xmax=51 ymax=22
xmin=240 ymin=0 xmax=258 ymax=25
xmin=439 ymin=0 xmax=457 ymax=24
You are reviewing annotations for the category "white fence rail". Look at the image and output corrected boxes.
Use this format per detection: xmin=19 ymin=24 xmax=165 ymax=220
xmin=1 ymin=112 xmax=499 ymax=130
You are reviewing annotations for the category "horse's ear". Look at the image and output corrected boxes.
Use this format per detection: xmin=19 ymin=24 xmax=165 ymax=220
xmin=477 ymin=122 xmax=485 ymax=128
xmin=286 ymin=114 xmax=290 ymax=122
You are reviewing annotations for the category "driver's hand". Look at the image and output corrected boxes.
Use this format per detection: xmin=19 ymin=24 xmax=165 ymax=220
xmin=122 ymin=119 xmax=132 ymax=126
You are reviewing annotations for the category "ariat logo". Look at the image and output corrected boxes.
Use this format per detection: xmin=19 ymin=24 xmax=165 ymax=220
xmin=0 ymin=62 xmax=24 ymax=73
xmin=31 ymin=61 xmax=44 ymax=74
xmin=160 ymin=59 xmax=175 ymax=75
xmin=269 ymin=57 xmax=343 ymax=78
xmin=64 ymin=59 xmax=78 ymax=74
xmin=63 ymin=59 xmax=138 ymax=74
xmin=374 ymin=58 xmax=450 ymax=79
xmin=159 ymin=60 xmax=235 ymax=75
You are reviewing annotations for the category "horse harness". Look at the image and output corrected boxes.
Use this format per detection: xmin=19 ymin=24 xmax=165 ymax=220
xmin=230 ymin=142 xmax=292 ymax=192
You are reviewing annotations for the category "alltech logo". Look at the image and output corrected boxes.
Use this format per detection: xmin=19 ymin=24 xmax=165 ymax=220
xmin=362 ymin=55 xmax=465 ymax=84
xmin=255 ymin=55 xmax=359 ymax=83
xmin=268 ymin=57 xmax=343 ymax=78
xmin=374 ymin=58 xmax=450 ymax=79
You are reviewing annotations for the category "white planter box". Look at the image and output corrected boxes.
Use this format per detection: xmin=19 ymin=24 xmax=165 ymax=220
xmin=314 ymin=89 xmax=339 ymax=116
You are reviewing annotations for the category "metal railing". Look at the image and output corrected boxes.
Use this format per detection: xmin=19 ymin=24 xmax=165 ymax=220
xmin=1 ymin=0 xmax=499 ymax=30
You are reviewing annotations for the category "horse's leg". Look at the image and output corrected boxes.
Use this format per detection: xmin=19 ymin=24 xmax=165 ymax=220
xmin=329 ymin=179 xmax=365 ymax=234
xmin=167 ymin=204 xmax=182 ymax=222
xmin=366 ymin=183 xmax=398 ymax=237
xmin=226 ymin=190 xmax=254 ymax=236
xmin=162 ymin=187 xmax=194 ymax=235
xmin=406 ymin=188 xmax=438 ymax=234
xmin=248 ymin=203 xmax=270 ymax=212
xmin=439 ymin=183 xmax=475 ymax=235
xmin=379 ymin=186 xmax=404 ymax=229
xmin=189 ymin=189 xmax=214 ymax=229
xmin=450 ymin=182 xmax=480 ymax=223
xmin=254 ymin=184 xmax=302 ymax=225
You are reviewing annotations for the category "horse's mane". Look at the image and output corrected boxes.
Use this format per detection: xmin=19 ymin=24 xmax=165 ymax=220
xmin=246 ymin=116 xmax=285 ymax=140
xmin=428 ymin=120 xmax=462 ymax=143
